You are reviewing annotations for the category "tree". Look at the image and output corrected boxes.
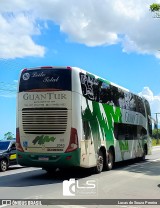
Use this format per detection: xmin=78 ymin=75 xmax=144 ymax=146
xmin=150 ymin=3 xmax=160 ymax=17
xmin=152 ymin=128 xmax=160 ymax=138
xmin=152 ymin=128 xmax=160 ymax=145
xmin=4 ymin=132 xmax=14 ymax=140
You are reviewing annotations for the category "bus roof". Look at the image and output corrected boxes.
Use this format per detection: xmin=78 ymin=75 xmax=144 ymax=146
xmin=72 ymin=67 xmax=130 ymax=92
xmin=21 ymin=65 xmax=140 ymax=96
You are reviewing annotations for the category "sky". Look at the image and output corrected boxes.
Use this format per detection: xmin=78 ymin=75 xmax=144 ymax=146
xmin=0 ymin=0 xmax=160 ymax=139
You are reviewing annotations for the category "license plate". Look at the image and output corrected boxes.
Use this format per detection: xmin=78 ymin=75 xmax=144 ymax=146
xmin=38 ymin=157 xmax=49 ymax=161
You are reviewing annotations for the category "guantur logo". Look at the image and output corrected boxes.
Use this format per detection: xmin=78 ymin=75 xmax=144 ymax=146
xmin=32 ymin=135 xmax=56 ymax=145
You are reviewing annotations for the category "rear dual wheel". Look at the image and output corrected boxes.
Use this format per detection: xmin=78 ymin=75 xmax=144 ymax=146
xmin=140 ymin=145 xmax=147 ymax=161
xmin=95 ymin=150 xmax=104 ymax=173
xmin=95 ymin=149 xmax=114 ymax=173
xmin=106 ymin=149 xmax=114 ymax=171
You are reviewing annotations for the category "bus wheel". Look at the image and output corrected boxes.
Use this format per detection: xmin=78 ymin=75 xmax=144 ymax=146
xmin=141 ymin=145 xmax=147 ymax=161
xmin=0 ymin=159 xmax=8 ymax=172
xmin=106 ymin=149 xmax=114 ymax=171
xmin=95 ymin=150 xmax=104 ymax=174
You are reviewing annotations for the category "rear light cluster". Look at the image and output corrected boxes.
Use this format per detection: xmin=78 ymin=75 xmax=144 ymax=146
xmin=22 ymin=68 xmax=27 ymax=73
xmin=65 ymin=128 xmax=78 ymax=153
xmin=16 ymin=128 xmax=24 ymax=152
xmin=67 ymin=66 xmax=72 ymax=70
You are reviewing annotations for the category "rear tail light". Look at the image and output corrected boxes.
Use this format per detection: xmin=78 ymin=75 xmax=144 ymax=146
xmin=67 ymin=66 xmax=72 ymax=70
xmin=16 ymin=128 xmax=24 ymax=152
xmin=22 ymin=68 xmax=27 ymax=73
xmin=65 ymin=128 xmax=78 ymax=153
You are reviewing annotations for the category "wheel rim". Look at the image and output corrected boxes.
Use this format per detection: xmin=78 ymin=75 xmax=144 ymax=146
xmin=97 ymin=155 xmax=103 ymax=172
xmin=1 ymin=160 xmax=7 ymax=172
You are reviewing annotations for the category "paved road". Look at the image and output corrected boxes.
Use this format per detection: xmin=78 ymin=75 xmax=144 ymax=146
xmin=0 ymin=146 xmax=160 ymax=208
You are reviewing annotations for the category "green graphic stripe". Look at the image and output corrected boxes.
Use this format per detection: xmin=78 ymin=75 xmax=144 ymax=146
xmin=82 ymin=99 xmax=122 ymax=151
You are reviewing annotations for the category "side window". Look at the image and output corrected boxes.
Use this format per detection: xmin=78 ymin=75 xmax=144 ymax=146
xmin=99 ymin=82 xmax=113 ymax=104
xmin=136 ymin=96 xmax=145 ymax=117
xmin=114 ymin=123 xmax=125 ymax=140
xmin=80 ymin=72 xmax=123 ymax=107
xmin=118 ymin=124 xmax=125 ymax=140
xmin=124 ymin=124 xmax=135 ymax=140
xmin=99 ymin=82 xmax=110 ymax=103
xmin=101 ymin=85 xmax=123 ymax=107
xmin=129 ymin=94 xmax=136 ymax=111
xmin=119 ymin=92 xmax=136 ymax=111
xmin=114 ymin=123 xmax=146 ymax=140
xmin=110 ymin=86 xmax=122 ymax=107
xmin=99 ymin=82 xmax=123 ymax=106
xmin=80 ymin=73 xmax=101 ymax=101
xmin=125 ymin=125 xmax=130 ymax=140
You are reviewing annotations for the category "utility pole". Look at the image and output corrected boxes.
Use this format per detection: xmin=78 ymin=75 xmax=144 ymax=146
xmin=155 ymin=113 xmax=160 ymax=144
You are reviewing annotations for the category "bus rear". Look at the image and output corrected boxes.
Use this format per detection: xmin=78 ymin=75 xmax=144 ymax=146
xmin=16 ymin=67 xmax=80 ymax=170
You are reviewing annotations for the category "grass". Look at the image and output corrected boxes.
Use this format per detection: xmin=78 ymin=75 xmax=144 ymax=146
xmin=152 ymin=138 xmax=160 ymax=146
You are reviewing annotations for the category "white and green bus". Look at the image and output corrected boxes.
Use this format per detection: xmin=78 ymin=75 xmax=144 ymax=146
xmin=16 ymin=66 xmax=152 ymax=173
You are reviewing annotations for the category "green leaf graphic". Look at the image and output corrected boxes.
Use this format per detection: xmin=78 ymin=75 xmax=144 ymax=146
xmin=33 ymin=136 xmax=40 ymax=145
xmin=32 ymin=135 xmax=56 ymax=145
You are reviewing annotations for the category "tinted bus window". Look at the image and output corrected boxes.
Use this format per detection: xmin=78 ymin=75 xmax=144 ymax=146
xmin=19 ymin=68 xmax=71 ymax=92
xmin=114 ymin=123 xmax=147 ymax=140
xmin=79 ymin=73 xmax=146 ymax=117
xmin=79 ymin=72 xmax=101 ymax=101
xmin=136 ymin=96 xmax=145 ymax=117
xmin=144 ymin=99 xmax=152 ymax=136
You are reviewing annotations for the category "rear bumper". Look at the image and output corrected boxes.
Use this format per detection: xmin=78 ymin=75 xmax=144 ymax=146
xmin=17 ymin=149 xmax=80 ymax=168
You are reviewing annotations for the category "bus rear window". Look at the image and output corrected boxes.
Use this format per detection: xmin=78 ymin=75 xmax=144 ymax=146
xmin=19 ymin=68 xmax=71 ymax=92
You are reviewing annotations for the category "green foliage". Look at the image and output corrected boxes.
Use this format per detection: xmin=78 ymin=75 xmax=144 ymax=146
xmin=152 ymin=138 xmax=159 ymax=146
xmin=4 ymin=132 xmax=14 ymax=140
xmin=152 ymin=128 xmax=160 ymax=139
xmin=150 ymin=3 xmax=160 ymax=12
xmin=152 ymin=129 xmax=160 ymax=146
xmin=32 ymin=135 xmax=56 ymax=145
xmin=150 ymin=3 xmax=160 ymax=17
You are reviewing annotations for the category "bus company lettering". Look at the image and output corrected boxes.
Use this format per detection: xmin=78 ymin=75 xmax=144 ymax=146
xmin=43 ymin=76 xmax=59 ymax=83
xmin=23 ymin=93 xmax=67 ymax=101
xmin=125 ymin=111 xmax=145 ymax=126
xmin=32 ymin=72 xmax=46 ymax=77
xmin=125 ymin=112 xmax=138 ymax=124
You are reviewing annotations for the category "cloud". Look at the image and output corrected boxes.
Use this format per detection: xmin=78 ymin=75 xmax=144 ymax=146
xmin=138 ymin=87 xmax=160 ymax=122
xmin=1 ymin=0 xmax=160 ymax=58
xmin=0 ymin=11 xmax=45 ymax=59
xmin=0 ymin=81 xmax=17 ymax=98
xmin=29 ymin=0 xmax=160 ymax=57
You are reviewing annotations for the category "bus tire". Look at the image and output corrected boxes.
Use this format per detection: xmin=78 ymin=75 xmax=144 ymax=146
xmin=141 ymin=145 xmax=147 ymax=161
xmin=106 ymin=149 xmax=114 ymax=171
xmin=94 ymin=150 xmax=104 ymax=174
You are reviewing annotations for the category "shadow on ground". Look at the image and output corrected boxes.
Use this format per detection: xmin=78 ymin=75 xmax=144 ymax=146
xmin=0 ymin=158 xmax=159 ymax=188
